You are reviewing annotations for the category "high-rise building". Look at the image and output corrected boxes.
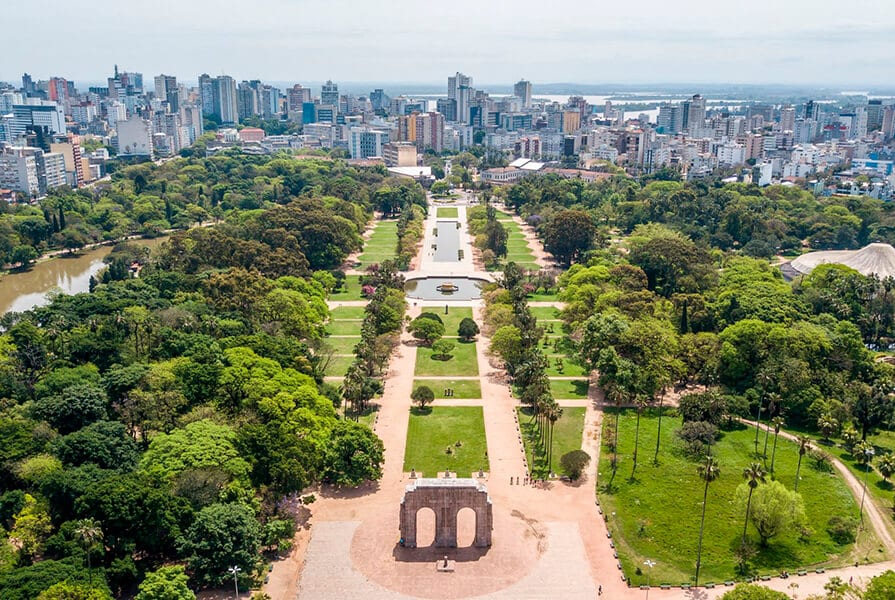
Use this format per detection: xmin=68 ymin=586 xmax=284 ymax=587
xmin=10 ymin=102 xmax=66 ymax=141
xmin=867 ymin=99 xmax=884 ymax=131
xmin=447 ymin=72 xmax=473 ymax=124
xmin=436 ymin=98 xmax=456 ymax=122
xmin=154 ymin=74 xmax=179 ymax=110
xmin=370 ymin=89 xmax=390 ymax=112
xmin=198 ymin=74 xmax=215 ymax=116
xmin=780 ymin=105 xmax=796 ymax=131
xmin=287 ymin=84 xmax=311 ymax=111
xmin=803 ymin=100 xmax=819 ymax=121
xmin=116 ymin=114 xmax=154 ymax=157
xmin=513 ymin=79 xmax=532 ymax=109
xmin=686 ymin=94 xmax=706 ymax=132
xmin=882 ymin=106 xmax=895 ymax=141
xmin=348 ymin=127 xmax=389 ymax=159
xmin=211 ymin=75 xmax=238 ymax=124
xmin=321 ymin=80 xmax=339 ymax=107
xmin=48 ymin=77 xmax=69 ymax=104
xmin=0 ymin=146 xmax=67 ymax=197
xmin=657 ymin=103 xmax=683 ymax=134
xmin=50 ymin=136 xmax=86 ymax=187
xmin=237 ymin=81 xmax=260 ymax=120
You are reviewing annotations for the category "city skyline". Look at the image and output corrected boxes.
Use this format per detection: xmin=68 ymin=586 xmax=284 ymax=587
xmin=3 ymin=0 xmax=894 ymax=86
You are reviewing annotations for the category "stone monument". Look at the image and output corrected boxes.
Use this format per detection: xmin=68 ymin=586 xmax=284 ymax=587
xmin=399 ymin=478 xmax=493 ymax=548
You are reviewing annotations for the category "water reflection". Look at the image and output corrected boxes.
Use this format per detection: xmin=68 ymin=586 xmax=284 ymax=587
xmin=405 ymin=277 xmax=487 ymax=301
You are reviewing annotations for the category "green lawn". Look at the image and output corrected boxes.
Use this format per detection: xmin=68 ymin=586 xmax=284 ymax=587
xmin=544 ymin=356 xmax=588 ymax=377
xmin=599 ymin=410 xmax=877 ymax=586
xmin=530 ymin=306 xmax=562 ymax=320
xmin=518 ymin=407 xmax=586 ymax=478
xmin=415 ymin=341 xmax=479 ymax=377
xmin=549 ymin=378 xmax=589 ymax=399
xmin=328 ymin=281 xmax=366 ymax=301
xmin=429 ymin=307 xmax=474 ymax=335
xmin=322 ymin=336 xmax=360 ymax=355
xmin=413 ymin=378 xmax=482 ymax=399
xmin=324 ymin=354 xmax=355 ymax=377
xmin=325 ymin=320 xmax=363 ymax=336
xmin=357 ymin=220 xmax=399 ymax=268
xmin=404 ymin=407 xmax=489 ymax=477
xmin=330 ymin=306 xmax=367 ymax=319
xmin=436 ymin=207 xmax=459 ymax=218
xmin=527 ymin=291 xmax=559 ymax=302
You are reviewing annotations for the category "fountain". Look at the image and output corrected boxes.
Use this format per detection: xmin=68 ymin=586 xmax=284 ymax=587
xmin=436 ymin=281 xmax=459 ymax=294
xmin=405 ymin=277 xmax=488 ymax=301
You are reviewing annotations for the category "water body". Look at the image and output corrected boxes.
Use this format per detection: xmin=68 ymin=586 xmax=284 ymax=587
xmin=0 ymin=237 xmax=166 ymax=316
xmin=433 ymin=220 xmax=461 ymax=263
xmin=405 ymin=277 xmax=487 ymax=301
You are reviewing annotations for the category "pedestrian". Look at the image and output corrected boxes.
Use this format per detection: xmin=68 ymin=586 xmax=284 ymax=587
xmin=598 ymin=584 xmax=602 ymax=596
xmin=849 ymin=576 xmax=853 ymax=585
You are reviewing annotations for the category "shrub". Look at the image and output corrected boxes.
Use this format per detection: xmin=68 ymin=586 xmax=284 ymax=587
xmin=826 ymin=515 xmax=858 ymax=545
xmin=431 ymin=339 xmax=455 ymax=360
xmin=676 ymin=421 xmax=718 ymax=457
xmin=458 ymin=317 xmax=480 ymax=341
xmin=810 ymin=449 xmax=833 ymax=472
xmin=411 ymin=386 xmax=435 ymax=409
xmin=679 ymin=391 xmax=727 ymax=425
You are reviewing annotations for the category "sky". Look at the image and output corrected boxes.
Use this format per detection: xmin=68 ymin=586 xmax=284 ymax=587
xmin=3 ymin=0 xmax=894 ymax=88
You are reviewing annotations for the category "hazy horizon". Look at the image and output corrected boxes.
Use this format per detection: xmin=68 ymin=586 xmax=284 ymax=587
xmin=3 ymin=0 xmax=893 ymax=88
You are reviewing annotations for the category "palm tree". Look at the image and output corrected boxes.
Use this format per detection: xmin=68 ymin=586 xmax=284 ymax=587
xmin=653 ymin=389 xmax=665 ymax=464
xmin=631 ymin=395 xmax=648 ymax=477
xmin=794 ymin=436 xmax=811 ymax=492
xmin=762 ymin=397 xmax=778 ymax=459
xmin=547 ymin=404 xmax=563 ymax=475
xmin=753 ymin=396 xmax=764 ymax=456
xmin=74 ymin=518 xmax=103 ymax=574
xmin=878 ymin=453 xmax=895 ymax=483
xmin=769 ymin=416 xmax=785 ymax=473
xmin=741 ymin=462 xmax=767 ymax=544
xmin=695 ymin=456 xmax=720 ymax=588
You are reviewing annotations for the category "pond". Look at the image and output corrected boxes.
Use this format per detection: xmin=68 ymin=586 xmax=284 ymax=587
xmin=433 ymin=220 xmax=461 ymax=263
xmin=405 ymin=277 xmax=488 ymax=301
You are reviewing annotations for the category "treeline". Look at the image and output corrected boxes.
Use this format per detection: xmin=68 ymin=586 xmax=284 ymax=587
xmin=0 ymin=155 xmax=411 ymax=598
xmin=501 ymin=173 xmax=895 ymax=259
xmin=0 ymin=151 xmax=424 ymax=269
xmin=467 ymin=204 xmax=508 ymax=268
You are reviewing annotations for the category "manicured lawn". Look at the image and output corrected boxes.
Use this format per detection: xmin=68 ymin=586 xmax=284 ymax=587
xmin=324 ymin=354 xmax=355 ymax=377
xmin=518 ymin=407 xmax=585 ymax=478
xmin=429 ymin=306 xmax=474 ymax=335
xmin=404 ymin=407 xmax=489 ymax=477
xmin=330 ymin=306 xmax=367 ymax=319
xmin=530 ymin=306 xmax=562 ymax=320
xmin=415 ymin=341 xmax=479 ymax=377
xmin=328 ymin=281 xmax=366 ymax=301
xmin=544 ymin=356 xmax=588 ymax=377
xmin=436 ymin=207 xmax=459 ymax=218
xmin=598 ymin=410 xmax=877 ymax=586
xmin=357 ymin=406 xmax=378 ymax=428
xmin=549 ymin=378 xmax=589 ymax=399
xmin=357 ymin=220 xmax=399 ymax=268
xmin=527 ymin=291 xmax=559 ymax=302
xmin=413 ymin=378 xmax=482 ymax=399
xmin=322 ymin=336 xmax=361 ymax=355
xmin=325 ymin=320 xmax=363 ymax=336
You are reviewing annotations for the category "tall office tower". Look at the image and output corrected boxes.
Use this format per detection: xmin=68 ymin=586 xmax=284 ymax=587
xmin=686 ymin=94 xmax=706 ymax=131
xmin=370 ymin=89 xmax=390 ymax=112
xmin=657 ymin=103 xmax=683 ymax=134
xmin=237 ymin=81 xmax=260 ymax=120
xmin=287 ymin=84 xmax=311 ymax=111
xmin=514 ymin=79 xmax=532 ymax=109
xmin=883 ymin=106 xmax=895 ymax=141
xmin=198 ymin=74 xmax=215 ymax=115
xmin=780 ymin=105 xmax=796 ymax=131
xmin=447 ymin=72 xmax=473 ymax=123
xmin=803 ymin=100 xmax=819 ymax=121
xmin=867 ymin=99 xmax=883 ymax=131
xmin=48 ymin=77 xmax=69 ymax=104
xmin=321 ymin=80 xmax=339 ymax=107
xmin=22 ymin=73 xmax=35 ymax=96
xmin=604 ymin=100 xmax=613 ymax=119
xmin=212 ymin=75 xmax=238 ymax=124
xmin=154 ymin=74 xmax=179 ymax=109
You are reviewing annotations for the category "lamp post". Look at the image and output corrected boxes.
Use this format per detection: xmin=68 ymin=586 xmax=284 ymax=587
xmin=643 ymin=559 xmax=656 ymax=600
xmin=859 ymin=446 xmax=875 ymax=528
xmin=227 ymin=565 xmax=241 ymax=599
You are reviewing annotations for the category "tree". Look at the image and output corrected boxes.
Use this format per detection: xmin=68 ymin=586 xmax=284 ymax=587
xmin=321 ymin=420 xmax=384 ymax=486
xmin=53 ymin=421 xmax=140 ymax=470
xmin=484 ymin=220 xmax=508 ymax=257
xmin=865 ymin=570 xmax=895 ymax=600
xmin=740 ymin=462 xmax=767 ymax=544
xmin=140 ymin=419 xmax=249 ymax=481
xmin=458 ymin=317 xmax=480 ymax=341
xmin=560 ymin=450 xmax=590 ymax=480
xmin=36 ymin=582 xmax=112 ymax=600
xmin=543 ymin=210 xmax=598 ymax=266
xmin=817 ymin=413 xmax=839 ymax=443
xmin=179 ymin=502 xmax=261 ymax=588
xmin=408 ymin=316 xmax=444 ymax=346
xmin=737 ymin=480 xmax=805 ymax=546
xmin=10 ymin=245 xmax=38 ymax=268
xmin=431 ymin=339 xmax=455 ymax=360
xmin=31 ymin=383 xmax=109 ymax=434
xmin=695 ymin=455 xmax=720 ymax=587
xmin=878 ymin=454 xmax=895 ymax=482
xmin=73 ymin=519 xmax=103 ymax=573
xmin=794 ymin=435 xmax=811 ymax=492
xmin=411 ymin=385 xmax=435 ymax=409
xmin=718 ymin=583 xmax=788 ymax=599
xmin=135 ymin=565 xmax=195 ymax=600
xmin=489 ymin=325 xmax=523 ymax=368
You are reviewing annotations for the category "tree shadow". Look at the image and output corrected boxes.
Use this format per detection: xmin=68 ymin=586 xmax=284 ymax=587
xmin=874 ymin=479 xmax=893 ymax=492
xmin=571 ymin=380 xmax=589 ymax=396
xmin=317 ymin=480 xmax=382 ymax=500
xmin=411 ymin=406 xmax=434 ymax=416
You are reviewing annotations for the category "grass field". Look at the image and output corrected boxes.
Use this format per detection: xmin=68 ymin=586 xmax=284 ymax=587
xmin=322 ymin=336 xmax=360 ymax=355
xmin=428 ymin=307 xmax=474 ymax=336
xmin=518 ymin=407 xmax=586 ymax=478
xmin=357 ymin=220 xmax=399 ymax=268
xmin=328 ymin=279 xmax=366 ymax=301
xmin=404 ymin=406 xmax=489 ymax=477
xmin=598 ymin=410 xmax=879 ymax=586
xmin=324 ymin=354 xmax=355 ymax=377
xmin=530 ymin=306 xmax=562 ymax=321
xmin=413 ymin=379 xmax=482 ymax=399
xmin=436 ymin=207 xmax=459 ymax=218
xmin=325 ymin=320 xmax=363 ymax=336
xmin=330 ymin=306 xmax=367 ymax=319
xmin=549 ymin=378 xmax=589 ymax=399
xmin=415 ymin=341 xmax=479 ymax=376
xmin=544 ymin=356 xmax=588 ymax=377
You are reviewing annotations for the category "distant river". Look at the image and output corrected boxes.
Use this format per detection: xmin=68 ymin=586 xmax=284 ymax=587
xmin=0 ymin=237 xmax=167 ymax=316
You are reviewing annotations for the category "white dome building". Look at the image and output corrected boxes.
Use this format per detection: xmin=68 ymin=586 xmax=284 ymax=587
xmin=783 ymin=243 xmax=895 ymax=279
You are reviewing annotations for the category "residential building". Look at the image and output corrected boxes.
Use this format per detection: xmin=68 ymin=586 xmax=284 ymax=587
xmin=657 ymin=103 xmax=684 ymax=134
xmin=348 ymin=127 xmax=389 ymax=159
xmin=288 ymin=84 xmax=311 ymax=111
xmin=211 ymin=75 xmax=238 ymax=124
xmin=198 ymin=73 xmax=215 ymax=115
xmin=686 ymin=94 xmax=706 ymax=132
xmin=780 ymin=105 xmax=796 ymax=131
xmin=447 ymin=72 xmax=473 ymax=124
xmin=116 ymin=114 xmax=154 ymax=157
xmin=562 ymin=111 xmax=580 ymax=133
xmin=50 ymin=137 xmax=86 ymax=187
xmin=382 ymin=142 xmax=417 ymax=167
xmin=867 ymin=99 xmax=884 ymax=131
xmin=154 ymin=74 xmax=179 ymax=109
xmin=0 ymin=146 xmax=67 ymax=197
xmin=71 ymin=102 xmax=97 ymax=125
xmin=370 ymin=89 xmax=390 ymax=112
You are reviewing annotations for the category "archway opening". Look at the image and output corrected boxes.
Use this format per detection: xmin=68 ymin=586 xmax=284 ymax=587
xmin=456 ymin=507 xmax=476 ymax=548
xmin=415 ymin=507 xmax=436 ymax=547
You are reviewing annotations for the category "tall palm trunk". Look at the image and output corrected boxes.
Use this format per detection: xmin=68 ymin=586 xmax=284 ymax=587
xmin=632 ymin=406 xmax=642 ymax=476
xmin=654 ymin=394 xmax=664 ymax=464
xmin=770 ymin=431 xmax=780 ymax=472
xmin=795 ymin=453 xmax=803 ymax=492
xmin=695 ymin=474 xmax=711 ymax=587
xmin=742 ymin=487 xmax=755 ymax=544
